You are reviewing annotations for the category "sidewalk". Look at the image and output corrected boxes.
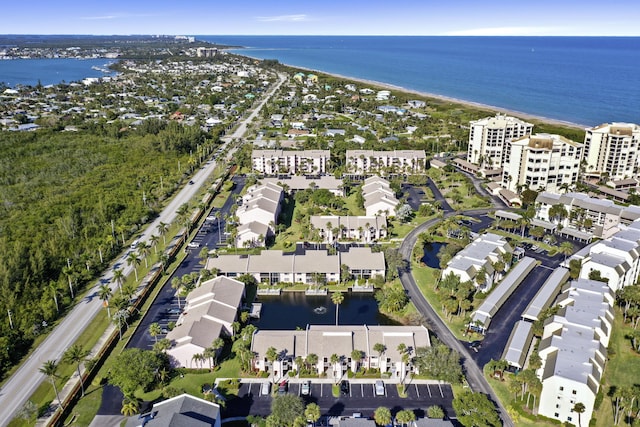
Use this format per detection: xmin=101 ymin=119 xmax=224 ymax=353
xmin=35 ymin=323 xmax=118 ymax=427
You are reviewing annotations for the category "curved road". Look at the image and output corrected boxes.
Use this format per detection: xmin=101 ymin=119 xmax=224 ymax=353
xmin=398 ymin=208 xmax=515 ymax=427
xmin=0 ymin=72 xmax=286 ymax=425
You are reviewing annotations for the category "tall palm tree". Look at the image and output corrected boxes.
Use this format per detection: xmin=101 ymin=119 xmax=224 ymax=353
xmin=171 ymin=277 xmax=182 ymax=309
xmin=211 ymin=337 xmax=224 ymax=367
xmin=157 ymin=221 xmax=168 ymax=245
xmin=48 ymin=281 xmax=61 ymax=313
xmin=137 ymin=241 xmax=150 ymax=268
xmin=40 ymin=360 xmax=62 ymax=409
xmin=98 ymin=284 xmax=112 ymax=319
xmin=126 ymin=251 xmax=141 ymax=281
xmin=149 ymin=234 xmax=160 ymax=254
xmin=149 ymin=322 xmax=162 ymax=343
xmin=63 ymin=345 xmax=90 ymax=396
xmin=266 ymin=346 xmax=278 ymax=381
xmin=112 ymin=268 xmax=125 ymax=292
xmin=331 ymin=292 xmax=344 ymax=326
xmin=330 ymin=353 xmax=341 ymax=382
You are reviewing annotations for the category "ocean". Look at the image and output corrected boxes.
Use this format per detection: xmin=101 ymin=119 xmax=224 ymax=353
xmin=1 ymin=37 xmax=638 ymax=127
xmin=201 ymin=36 xmax=640 ymax=127
xmin=0 ymin=58 xmax=115 ymax=87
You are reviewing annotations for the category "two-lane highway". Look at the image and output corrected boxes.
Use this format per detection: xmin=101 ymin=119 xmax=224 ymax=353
xmin=0 ymin=72 xmax=286 ymax=425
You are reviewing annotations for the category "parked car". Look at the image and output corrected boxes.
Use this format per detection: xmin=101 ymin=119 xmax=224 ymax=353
xmin=301 ymin=380 xmax=311 ymax=395
xmin=375 ymin=380 xmax=385 ymax=396
xmin=278 ymin=380 xmax=288 ymax=395
xmin=261 ymin=382 xmax=270 ymax=395
xmin=340 ymin=380 xmax=350 ymax=396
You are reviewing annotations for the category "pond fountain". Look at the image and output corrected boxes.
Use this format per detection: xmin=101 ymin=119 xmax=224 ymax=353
xmin=253 ymin=291 xmax=397 ymax=330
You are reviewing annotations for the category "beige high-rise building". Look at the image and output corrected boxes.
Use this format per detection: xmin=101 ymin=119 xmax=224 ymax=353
xmin=467 ymin=114 xmax=533 ymax=168
xmin=584 ymin=122 xmax=640 ymax=181
xmin=501 ymin=133 xmax=583 ymax=193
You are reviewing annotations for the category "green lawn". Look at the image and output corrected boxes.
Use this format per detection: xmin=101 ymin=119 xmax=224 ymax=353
xmin=593 ymin=309 xmax=640 ymax=427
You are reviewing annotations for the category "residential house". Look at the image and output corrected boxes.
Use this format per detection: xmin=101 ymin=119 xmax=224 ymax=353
xmin=235 ymin=182 xmax=283 ymax=248
xmin=362 ymin=176 xmax=399 ymax=217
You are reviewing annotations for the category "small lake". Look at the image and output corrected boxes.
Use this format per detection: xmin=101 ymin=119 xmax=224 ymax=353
xmin=253 ymin=292 xmax=398 ymax=330
xmin=421 ymin=242 xmax=445 ymax=268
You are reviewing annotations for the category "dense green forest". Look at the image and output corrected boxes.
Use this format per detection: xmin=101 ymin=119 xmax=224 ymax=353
xmin=0 ymin=120 xmax=220 ymax=377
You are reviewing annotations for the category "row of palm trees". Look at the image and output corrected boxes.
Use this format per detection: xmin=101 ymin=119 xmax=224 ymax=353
xmin=39 ymin=344 xmax=91 ymax=412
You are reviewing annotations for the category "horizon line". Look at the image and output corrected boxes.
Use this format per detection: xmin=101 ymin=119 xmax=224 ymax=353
xmin=2 ymin=33 xmax=640 ymax=38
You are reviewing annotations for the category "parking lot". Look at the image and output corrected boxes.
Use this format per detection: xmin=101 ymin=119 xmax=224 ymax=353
xmin=223 ymin=380 xmax=455 ymax=419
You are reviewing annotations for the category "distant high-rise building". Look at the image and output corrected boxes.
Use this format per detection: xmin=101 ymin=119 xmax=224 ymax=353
xmin=501 ymin=133 xmax=583 ymax=194
xmin=467 ymin=114 xmax=533 ymax=168
xmin=196 ymin=47 xmax=218 ymax=58
xmin=583 ymin=122 xmax=640 ymax=181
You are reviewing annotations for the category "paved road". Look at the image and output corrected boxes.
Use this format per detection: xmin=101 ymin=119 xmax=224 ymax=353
xmin=0 ymin=72 xmax=286 ymax=425
xmin=398 ymin=207 xmax=515 ymax=427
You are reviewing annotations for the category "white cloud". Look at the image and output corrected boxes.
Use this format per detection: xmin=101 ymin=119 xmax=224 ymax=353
xmin=444 ymin=26 xmax=563 ymax=36
xmin=81 ymin=15 xmax=117 ymax=20
xmin=255 ymin=14 xmax=309 ymax=23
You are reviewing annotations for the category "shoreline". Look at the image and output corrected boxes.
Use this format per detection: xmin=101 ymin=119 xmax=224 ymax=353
xmin=231 ymin=50 xmax=587 ymax=130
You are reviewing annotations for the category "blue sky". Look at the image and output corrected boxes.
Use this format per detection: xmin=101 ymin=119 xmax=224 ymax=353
xmin=4 ymin=0 xmax=640 ymax=36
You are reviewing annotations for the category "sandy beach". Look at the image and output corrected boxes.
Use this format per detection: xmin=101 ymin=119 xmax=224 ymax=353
xmin=233 ymin=50 xmax=587 ymax=130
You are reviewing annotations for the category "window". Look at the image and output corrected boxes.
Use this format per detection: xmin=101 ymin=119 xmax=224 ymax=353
xmin=559 ymin=386 xmax=564 ymax=391
xmin=572 ymin=390 xmax=577 ymax=395
xmin=554 ymin=413 xmax=559 ymax=418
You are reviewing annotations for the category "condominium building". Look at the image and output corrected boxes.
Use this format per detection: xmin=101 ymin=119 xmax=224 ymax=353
xmin=583 ymin=122 xmax=640 ymax=181
xmin=250 ymin=325 xmax=431 ymax=381
xmin=252 ymin=149 xmax=330 ymax=175
xmin=362 ymin=176 xmax=399 ymax=217
xmin=467 ymin=114 xmax=533 ymax=167
xmin=442 ymin=233 xmax=513 ymax=290
xmin=310 ymin=215 xmax=387 ymax=243
xmin=501 ymin=133 xmax=583 ymax=194
xmin=536 ymin=191 xmax=640 ymax=239
xmin=537 ymin=278 xmax=613 ymax=425
xmin=166 ymin=277 xmax=245 ymax=368
xmin=345 ymin=150 xmax=427 ymax=175
xmin=205 ymin=247 xmax=386 ymax=284
xmin=235 ymin=182 xmax=283 ymax=248
xmin=570 ymin=219 xmax=640 ymax=292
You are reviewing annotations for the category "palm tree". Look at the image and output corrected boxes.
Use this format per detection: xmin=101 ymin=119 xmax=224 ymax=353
xmin=112 ymin=268 xmax=125 ymax=292
xmin=573 ymin=402 xmax=586 ymax=427
xmin=395 ymin=409 xmax=416 ymax=426
xmin=157 ymin=221 xmax=168 ymax=245
xmin=63 ymin=345 xmax=90 ymax=396
xmin=48 ymin=281 xmax=61 ymax=313
xmin=40 ymin=360 xmax=62 ymax=409
xmin=120 ymin=396 xmax=140 ymax=416
xmin=374 ymin=406 xmax=392 ymax=426
xmin=266 ymin=346 xmax=278 ymax=381
xmin=306 ymin=353 xmax=319 ymax=375
xmin=137 ymin=241 xmax=150 ymax=268
xmin=98 ymin=284 xmax=112 ymax=319
xmin=211 ymin=337 xmax=225 ymax=367
xmin=330 ymin=353 xmax=340 ymax=382
xmin=373 ymin=343 xmax=386 ymax=367
xmin=126 ymin=252 xmax=141 ymax=281
xmin=304 ymin=402 xmax=321 ymax=424
xmin=149 ymin=322 xmax=162 ymax=343
xmin=331 ymin=292 xmax=344 ymax=325
xmin=559 ymin=241 xmax=574 ymax=262
xmin=171 ymin=277 xmax=182 ymax=309
xmin=149 ymin=234 xmax=160 ymax=254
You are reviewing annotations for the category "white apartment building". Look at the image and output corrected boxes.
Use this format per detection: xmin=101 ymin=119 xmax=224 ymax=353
xmin=570 ymin=220 xmax=640 ymax=292
xmin=166 ymin=277 xmax=245 ymax=368
xmin=310 ymin=215 xmax=387 ymax=243
xmin=362 ymin=176 xmax=399 ymax=217
xmin=206 ymin=247 xmax=386 ymax=285
xmin=537 ymin=278 xmax=613 ymax=426
xmin=250 ymin=325 xmax=431 ymax=381
xmin=501 ymin=133 xmax=583 ymax=194
xmin=584 ymin=122 xmax=640 ymax=181
xmin=467 ymin=114 xmax=533 ymax=167
xmin=252 ymin=149 xmax=330 ymax=175
xmin=235 ymin=182 xmax=283 ymax=248
xmin=345 ymin=150 xmax=427 ymax=175
xmin=536 ymin=191 xmax=640 ymax=239
xmin=442 ymin=233 xmax=513 ymax=290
